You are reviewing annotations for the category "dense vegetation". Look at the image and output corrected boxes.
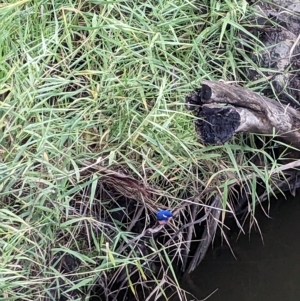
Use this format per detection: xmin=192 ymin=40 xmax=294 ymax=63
xmin=0 ymin=1 xmax=291 ymax=300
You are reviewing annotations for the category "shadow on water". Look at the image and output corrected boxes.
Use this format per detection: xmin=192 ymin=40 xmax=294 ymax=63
xmin=180 ymin=192 xmax=300 ymax=301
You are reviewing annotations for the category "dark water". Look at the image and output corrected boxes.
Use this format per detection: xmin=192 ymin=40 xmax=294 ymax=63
xmin=181 ymin=195 xmax=300 ymax=301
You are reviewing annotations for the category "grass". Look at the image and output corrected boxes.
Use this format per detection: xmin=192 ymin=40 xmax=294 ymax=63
xmin=0 ymin=0 xmax=294 ymax=300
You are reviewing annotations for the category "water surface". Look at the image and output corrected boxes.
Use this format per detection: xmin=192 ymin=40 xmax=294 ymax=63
xmin=181 ymin=195 xmax=300 ymax=301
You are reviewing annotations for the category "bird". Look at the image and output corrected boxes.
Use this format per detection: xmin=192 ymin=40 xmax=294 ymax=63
xmin=156 ymin=210 xmax=173 ymax=225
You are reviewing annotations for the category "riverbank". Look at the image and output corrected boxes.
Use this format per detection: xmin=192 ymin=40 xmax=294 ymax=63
xmin=0 ymin=1 xmax=299 ymax=301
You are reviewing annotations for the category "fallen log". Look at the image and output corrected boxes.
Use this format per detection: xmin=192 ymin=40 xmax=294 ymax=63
xmin=186 ymin=80 xmax=300 ymax=149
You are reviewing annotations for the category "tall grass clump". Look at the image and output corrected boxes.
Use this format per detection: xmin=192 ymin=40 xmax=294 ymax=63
xmin=0 ymin=0 xmax=290 ymax=300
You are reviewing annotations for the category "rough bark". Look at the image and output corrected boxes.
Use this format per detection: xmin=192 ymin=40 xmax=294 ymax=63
xmin=186 ymin=80 xmax=300 ymax=148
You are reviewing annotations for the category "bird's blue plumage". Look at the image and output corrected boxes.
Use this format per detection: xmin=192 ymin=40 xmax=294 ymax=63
xmin=156 ymin=210 xmax=172 ymax=223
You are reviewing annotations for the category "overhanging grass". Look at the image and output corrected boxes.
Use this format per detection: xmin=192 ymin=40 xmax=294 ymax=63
xmin=0 ymin=0 xmax=290 ymax=300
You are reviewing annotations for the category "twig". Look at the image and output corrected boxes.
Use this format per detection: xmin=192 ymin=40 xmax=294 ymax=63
xmin=171 ymin=207 xmax=212 ymax=241
xmin=289 ymin=32 xmax=300 ymax=62
xmin=186 ymin=195 xmax=222 ymax=273
xmin=145 ymin=278 xmax=167 ymax=301
xmin=117 ymin=224 xmax=165 ymax=254
xmin=270 ymin=159 xmax=300 ymax=175
xmin=127 ymin=205 xmax=144 ymax=232
xmin=182 ymin=205 xmax=198 ymax=271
